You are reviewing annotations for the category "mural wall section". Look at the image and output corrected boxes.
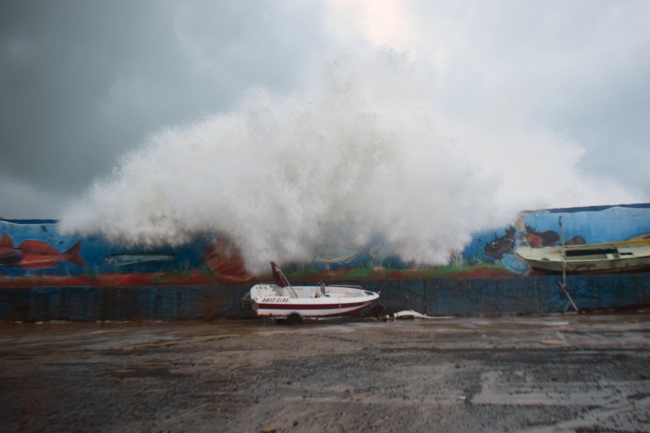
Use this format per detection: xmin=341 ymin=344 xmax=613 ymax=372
xmin=2 ymin=203 xmax=650 ymax=287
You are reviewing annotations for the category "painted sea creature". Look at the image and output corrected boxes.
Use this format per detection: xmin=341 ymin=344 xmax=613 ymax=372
xmin=485 ymin=224 xmax=586 ymax=260
xmin=0 ymin=234 xmax=84 ymax=269
xmin=565 ymin=235 xmax=586 ymax=246
xmin=203 ymin=236 xmax=252 ymax=282
xmin=104 ymin=252 xmax=175 ymax=266
xmin=0 ymin=245 xmax=23 ymax=266
xmin=485 ymin=227 xmax=516 ymax=259
xmin=524 ymin=224 xmax=560 ymax=248
xmin=525 ymin=224 xmax=584 ymax=247
xmin=315 ymin=245 xmax=378 ymax=264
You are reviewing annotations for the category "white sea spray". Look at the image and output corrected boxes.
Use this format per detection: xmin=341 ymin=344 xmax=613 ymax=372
xmin=59 ymin=49 xmax=638 ymax=272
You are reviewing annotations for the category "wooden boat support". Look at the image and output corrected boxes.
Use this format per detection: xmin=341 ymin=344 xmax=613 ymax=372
xmin=559 ymin=216 xmax=580 ymax=312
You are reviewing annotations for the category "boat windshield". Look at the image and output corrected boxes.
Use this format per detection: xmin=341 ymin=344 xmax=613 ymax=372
xmin=565 ymin=247 xmax=618 ymax=257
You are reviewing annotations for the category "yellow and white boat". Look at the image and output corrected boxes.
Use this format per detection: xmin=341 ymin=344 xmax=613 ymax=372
xmin=516 ymin=239 xmax=650 ymax=274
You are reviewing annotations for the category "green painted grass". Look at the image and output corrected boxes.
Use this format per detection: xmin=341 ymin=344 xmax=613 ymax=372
xmin=283 ymin=262 xmax=511 ymax=281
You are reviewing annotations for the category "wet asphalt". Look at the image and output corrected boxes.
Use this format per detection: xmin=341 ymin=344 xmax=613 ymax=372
xmin=1 ymin=313 xmax=649 ymax=432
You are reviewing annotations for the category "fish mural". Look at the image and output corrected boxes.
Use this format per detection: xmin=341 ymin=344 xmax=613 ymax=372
xmin=524 ymin=224 xmax=560 ymax=248
xmin=485 ymin=225 xmax=586 ymax=261
xmin=483 ymin=227 xmax=532 ymax=275
xmin=484 ymin=227 xmax=516 ymax=260
xmin=104 ymin=252 xmax=175 ymax=266
xmin=565 ymin=236 xmax=586 ymax=246
xmin=3 ymin=203 xmax=650 ymax=285
xmin=0 ymin=243 xmax=23 ymax=266
xmin=315 ymin=245 xmax=378 ymax=265
xmin=202 ymin=237 xmax=252 ymax=282
xmin=524 ymin=224 xmax=585 ymax=247
xmin=0 ymin=234 xmax=84 ymax=269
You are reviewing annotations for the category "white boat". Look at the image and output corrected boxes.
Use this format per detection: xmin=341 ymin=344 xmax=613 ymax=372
xmin=244 ymin=262 xmax=380 ymax=324
xmin=516 ymin=239 xmax=650 ymax=274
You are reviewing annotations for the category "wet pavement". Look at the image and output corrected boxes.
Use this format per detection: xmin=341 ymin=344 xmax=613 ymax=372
xmin=1 ymin=314 xmax=650 ymax=432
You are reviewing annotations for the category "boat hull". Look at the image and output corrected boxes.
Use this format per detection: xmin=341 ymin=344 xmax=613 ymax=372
xmin=517 ymin=242 xmax=650 ymax=275
xmin=253 ymin=298 xmax=377 ymax=317
xmin=527 ymin=259 xmax=650 ymax=275
xmin=249 ymin=283 xmax=380 ymax=318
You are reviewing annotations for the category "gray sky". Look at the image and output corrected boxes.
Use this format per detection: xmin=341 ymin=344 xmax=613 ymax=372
xmin=1 ymin=0 xmax=649 ymax=218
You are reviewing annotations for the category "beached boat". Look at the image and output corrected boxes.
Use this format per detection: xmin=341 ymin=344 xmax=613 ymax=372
xmin=516 ymin=239 xmax=650 ymax=274
xmin=244 ymin=262 xmax=380 ymax=324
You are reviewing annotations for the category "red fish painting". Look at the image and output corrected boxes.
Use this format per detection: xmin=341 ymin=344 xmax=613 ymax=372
xmin=524 ymin=224 xmax=585 ymax=247
xmin=202 ymin=236 xmax=251 ymax=282
xmin=524 ymin=224 xmax=560 ymax=248
xmin=485 ymin=225 xmax=585 ymax=260
xmin=0 ymin=234 xmax=84 ymax=269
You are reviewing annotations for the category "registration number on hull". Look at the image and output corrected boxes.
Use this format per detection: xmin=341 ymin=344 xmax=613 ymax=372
xmin=261 ymin=298 xmax=289 ymax=303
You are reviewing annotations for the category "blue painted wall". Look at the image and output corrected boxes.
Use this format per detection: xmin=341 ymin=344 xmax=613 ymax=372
xmin=3 ymin=203 xmax=650 ymax=282
xmin=3 ymin=203 xmax=650 ymax=320
xmin=0 ymin=218 xmax=212 ymax=279
xmin=1 ymin=273 xmax=649 ymax=322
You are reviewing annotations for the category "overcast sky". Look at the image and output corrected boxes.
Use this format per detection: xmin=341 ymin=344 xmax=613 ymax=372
xmin=1 ymin=0 xmax=649 ymax=218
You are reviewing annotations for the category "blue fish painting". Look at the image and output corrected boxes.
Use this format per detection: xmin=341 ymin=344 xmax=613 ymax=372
xmin=104 ymin=252 xmax=175 ymax=266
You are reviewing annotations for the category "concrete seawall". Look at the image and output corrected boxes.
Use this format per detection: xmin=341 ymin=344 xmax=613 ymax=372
xmin=2 ymin=273 xmax=650 ymax=322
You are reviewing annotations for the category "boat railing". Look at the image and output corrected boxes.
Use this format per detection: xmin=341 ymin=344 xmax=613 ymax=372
xmin=328 ymin=284 xmax=363 ymax=289
xmin=240 ymin=291 xmax=252 ymax=308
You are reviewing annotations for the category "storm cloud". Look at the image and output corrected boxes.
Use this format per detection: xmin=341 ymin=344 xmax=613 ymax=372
xmin=0 ymin=0 xmax=328 ymax=217
xmin=1 ymin=0 xmax=649 ymax=219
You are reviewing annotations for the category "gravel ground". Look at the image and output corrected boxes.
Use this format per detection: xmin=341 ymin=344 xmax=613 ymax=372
xmin=1 ymin=314 xmax=650 ymax=433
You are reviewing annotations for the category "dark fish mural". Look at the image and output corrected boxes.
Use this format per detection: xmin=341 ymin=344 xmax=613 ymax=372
xmin=524 ymin=224 xmax=559 ymax=247
xmin=316 ymin=245 xmax=369 ymax=264
xmin=0 ymin=244 xmax=23 ymax=266
xmin=525 ymin=224 xmax=585 ymax=247
xmin=565 ymin=235 xmax=586 ymax=246
xmin=485 ymin=224 xmax=585 ymax=260
xmin=0 ymin=234 xmax=84 ymax=269
xmin=202 ymin=236 xmax=252 ymax=282
xmin=104 ymin=252 xmax=175 ymax=266
xmin=485 ymin=226 xmax=516 ymax=259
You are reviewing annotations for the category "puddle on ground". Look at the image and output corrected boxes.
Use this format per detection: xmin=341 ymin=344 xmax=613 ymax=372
xmin=108 ymin=366 xmax=181 ymax=379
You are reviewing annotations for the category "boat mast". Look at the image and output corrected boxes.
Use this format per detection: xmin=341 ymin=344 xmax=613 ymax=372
xmin=557 ymin=215 xmax=566 ymax=256
xmin=270 ymin=261 xmax=298 ymax=298
xmin=558 ymin=216 xmax=579 ymax=313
